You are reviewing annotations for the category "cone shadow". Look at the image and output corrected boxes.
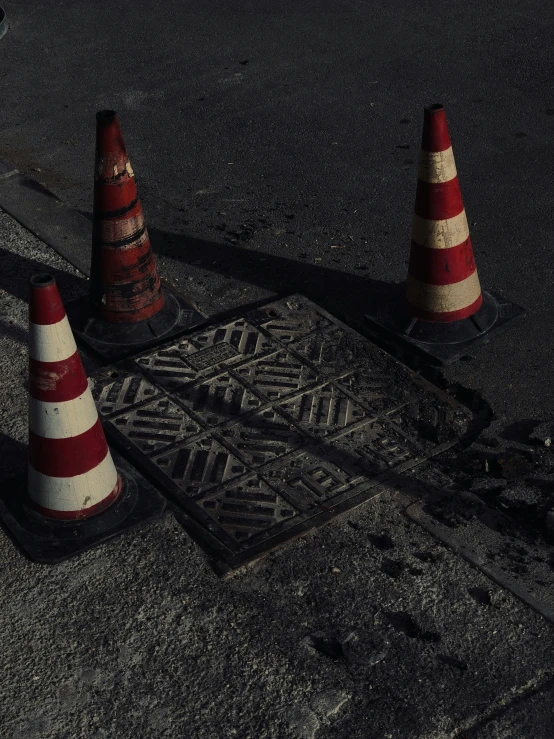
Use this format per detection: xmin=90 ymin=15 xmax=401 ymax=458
xmin=0 ymin=246 xmax=85 ymax=304
xmin=149 ymin=226 xmax=402 ymax=322
xmin=0 ymin=318 xmax=27 ymax=346
xmin=0 ymin=434 xmax=27 ymax=479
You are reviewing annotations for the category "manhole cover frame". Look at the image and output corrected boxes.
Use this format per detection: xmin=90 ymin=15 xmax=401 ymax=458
xmin=90 ymin=294 xmax=477 ymax=575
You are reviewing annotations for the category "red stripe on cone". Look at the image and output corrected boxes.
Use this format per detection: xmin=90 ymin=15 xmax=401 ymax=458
xmin=98 ymin=233 xmax=156 ymax=281
xmin=408 ymin=239 xmax=476 ymax=286
xmin=28 ymin=275 xmax=66 ymax=325
xmin=95 ymin=111 xmax=128 ymax=170
xmin=94 ymin=184 xmax=139 ymax=216
xmin=29 ymin=353 xmax=89 ymax=402
xmin=99 ymin=273 xmax=164 ymax=320
xmin=29 ymin=417 xmax=109 ymax=478
xmin=405 ymin=104 xmax=483 ymax=324
xmin=421 ymin=104 xmax=452 ymax=152
xmin=90 ymin=110 xmax=165 ymax=325
xmin=414 ymin=179 xmax=465 ymax=220
xmin=94 ymin=185 xmax=138 ymax=218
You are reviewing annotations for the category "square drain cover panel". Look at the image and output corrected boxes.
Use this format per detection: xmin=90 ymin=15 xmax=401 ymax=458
xmin=91 ymin=294 xmax=476 ymax=575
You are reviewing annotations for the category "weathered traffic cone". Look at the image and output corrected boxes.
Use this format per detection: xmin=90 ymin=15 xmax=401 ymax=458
xmin=0 ymin=274 xmax=166 ymax=563
xmin=90 ymin=109 xmax=165 ymax=324
xmin=365 ymin=103 xmax=523 ymax=364
xmin=65 ymin=110 xmax=204 ymax=361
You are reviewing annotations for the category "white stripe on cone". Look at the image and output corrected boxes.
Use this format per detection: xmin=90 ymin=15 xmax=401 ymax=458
xmin=28 ymin=453 xmax=119 ymax=513
xmin=29 ymin=317 xmax=78 ymax=363
xmin=411 ymin=210 xmax=470 ymax=249
xmin=29 ymin=390 xmax=99 ymax=439
xmin=98 ymin=212 xmax=145 ymax=242
xmin=418 ymin=146 xmax=457 ymax=184
xmin=406 ymin=271 xmax=482 ymax=313
xmin=100 ymin=227 xmax=150 ymax=252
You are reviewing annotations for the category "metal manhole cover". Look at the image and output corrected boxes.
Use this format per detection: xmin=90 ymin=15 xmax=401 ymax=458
xmin=134 ymin=318 xmax=279 ymax=392
xmin=91 ymin=294 xmax=475 ymax=574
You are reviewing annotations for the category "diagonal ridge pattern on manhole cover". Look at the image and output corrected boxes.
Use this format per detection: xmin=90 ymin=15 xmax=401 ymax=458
xmin=91 ymin=294 xmax=475 ymax=573
xmin=177 ymin=372 xmax=263 ymax=426
xmin=279 ymin=383 xmax=370 ymax=437
xmin=199 ymin=475 xmax=298 ymax=543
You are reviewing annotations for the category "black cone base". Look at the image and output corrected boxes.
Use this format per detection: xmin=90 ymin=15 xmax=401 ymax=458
xmin=66 ymin=282 xmax=206 ymax=362
xmin=0 ymin=452 xmax=166 ymax=563
xmin=365 ymin=290 xmax=525 ymax=365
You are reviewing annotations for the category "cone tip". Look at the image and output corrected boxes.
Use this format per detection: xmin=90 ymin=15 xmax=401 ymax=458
xmin=96 ymin=109 xmax=118 ymax=124
xmin=29 ymin=273 xmax=56 ymax=289
xmin=425 ymin=103 xmax=445 ymax=114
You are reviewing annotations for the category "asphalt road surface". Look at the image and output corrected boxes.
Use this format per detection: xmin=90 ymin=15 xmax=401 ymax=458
xmin=1 ymin=2 xmax=554 ymax=737
xmin=1 ymin=0 xmax=554 ymax=421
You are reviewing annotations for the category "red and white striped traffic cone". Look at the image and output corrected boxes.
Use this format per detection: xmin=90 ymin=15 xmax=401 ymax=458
xmin=28 ymin=273 xmax=122 ymax=519
xmin=406 ymin=103 xmax=482 ymax=323
xmin=0 ymin=274 xmax=166 ymax=563
xmin=365 ymin=104 xmax=524 ymax=364
xmin=65 ymin=110 xmax=205 ymax=361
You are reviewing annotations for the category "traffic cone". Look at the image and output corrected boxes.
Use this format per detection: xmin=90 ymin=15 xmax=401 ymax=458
xmin=365 ymin=103 xmax=523 ymax=364
xmin=406 ymin=103 xmax=483 ymax=323
xmin=27 ymin=273 xmax=121 ymax=518
xmin=65 ymin=110 xmax=204 ymax=361
xmin=90 ymin=109 xmax=164 ymax=324
xmin=0 ymin=274 xmax=166 ymax=563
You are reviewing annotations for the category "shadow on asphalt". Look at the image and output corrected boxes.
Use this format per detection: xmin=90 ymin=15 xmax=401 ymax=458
xmin=148 ymin=226 xmax=403 ymax=324
xmin=0 ymin=245 xmax=85 ymax=348
xmin=0 ymin=246 xmax=85 ymax=304
xmin=0 ymin=434 xmax=27 ymax=479
xmin=499 ymin=419 xmax=543 ymax=443
xmin=0 ymin=318 xmax=27 ymax=346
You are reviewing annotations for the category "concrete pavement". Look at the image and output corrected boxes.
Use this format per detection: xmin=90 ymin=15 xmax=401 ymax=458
xmin=1 ymin=209 xmax=553 ymax=738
